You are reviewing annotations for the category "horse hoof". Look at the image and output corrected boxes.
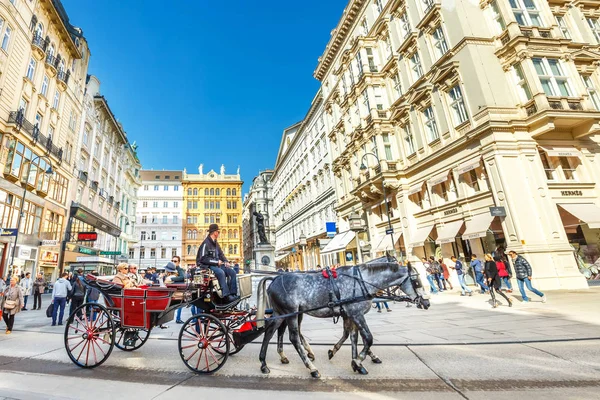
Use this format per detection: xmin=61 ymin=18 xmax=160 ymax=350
xmin=308 ymin=353 xmax=315 ymax=361
xmin=261 ymin=365 xmax=270 ymax=374
xmin=351 ymin=360 xmax=369 ymax=375
xmin=372 ymin=357 xmax=382 ymax=364
xmin=310 ymin=370 xmax=321 ymax=379
xmin=280 ymin=357 xmax=289 ymax=364
xmin=328 ymin=350 xmax=334 ymax=360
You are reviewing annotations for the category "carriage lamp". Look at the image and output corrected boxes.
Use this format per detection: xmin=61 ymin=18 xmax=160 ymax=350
xmin=299 ymin=233 xmax=307 ymax=247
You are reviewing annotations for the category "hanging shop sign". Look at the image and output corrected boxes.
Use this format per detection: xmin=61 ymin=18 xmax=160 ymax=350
xmin=40 ymin=250 xmax=59 ymax=266
xmin=0 ymin=228 xmax=18 ymax=237
xmin=77 ymin=232 xmax=98 ymax=241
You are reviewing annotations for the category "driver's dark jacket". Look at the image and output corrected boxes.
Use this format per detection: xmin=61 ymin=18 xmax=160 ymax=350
xmin=196 ymin=236 xmax=228 ymax=268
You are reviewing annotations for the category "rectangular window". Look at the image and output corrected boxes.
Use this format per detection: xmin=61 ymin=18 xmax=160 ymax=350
xmin=448 ymin=85 xmax=468 ymax=125
xmin=41 ymin=75 xmax=49 ymax=97
xmin=151 ymin=231 xmax=156 ymax=240
xmin=141 ymin=231 xmax=147 ymax=241
xmin=512 ymin=63 xmax=532 ymax=102
xmin=556 ymin=15 xmax=571 ymax=39
xmin=362 ymin=90 xmax=371 ymax=114
xmin=150 ymin=248 xmax=156 ymax=258
xmin=533 ymin=58 xmax=571 ymax=97
xmin=174 ymin=185 xmax=179 ymax=191
xmin=582 ymin=75 xmax=600 ymax=110
xmin=374 ymin=85 xmax=384 ymax=110
xmin=142 ymin=216 xmax=147 ymax=224
xmin=142 ymin=201 xmax=148 ymax=208
xmin=19 ymin=97 xmax=28 ymax=113
xmin=366 ymin=48 xmax=377 ymax=72
xmin=404 ymin=124 xmax=415 ymax=155
xmin=587 ymin=18 xmax=600 ymax=43
xmin=384 ymin=35 xmax=392 ymax=59
xmin=468 ymin=169 xmax=480 ymax=192
xmin=432 ymin=26 xmax=448 ymax=59
xmin=510 ymin=0 xmax=543 ymax=27
xmin=382 ymin=133 xmax=393 ymax=160
xmin=35 ymin=112 xmax=43 ymax=128
xmin=392 ymin=73 xmax=402 ymax=99
xmin=559 ymin=157 xmax=576 ymax=180
xmin=490 ymin=1 xmax=506 ymax=33
xmin=410 ymin=52 xmax=423 ymax=80
xmin=539 ymin=151 xmax=554 ymax=180
xmin=26 ymin=58 xmax=36 ymax=81
xmin=375 ymin=0 xmax=384 ymax=13
xmin=400 ymin=12 xmax=411 ymax=38
xmin=356 ymin=53 xmax=364 ymax=77
xmin=154 ymin=185 xmax=159 ymax=191
xmin=423 ymin=106 xmax=439 ymax=142
xmin=153 ymin=201 xmax=158 ymax=208
xmin=174 ymin=201 xmax=179 ymax=208
xmin=361 ymin=18 xmax=369 ymax=36
xmin=163 ymin=201 xmax=168 ymax=208
xmin=162 ymin=215 xmax=168 ymax=224
xmin=52 ymin=91 xmax=60 ymax=109
xmin=164 ymin=185 xmax=168 ymax=191
xmin=1 ymin=26 xmax=11 ymax=51
xmin=140 ymin=248 xmax=145 ymax=259
xmin=173 ymin=215 xmax=178 ymax=224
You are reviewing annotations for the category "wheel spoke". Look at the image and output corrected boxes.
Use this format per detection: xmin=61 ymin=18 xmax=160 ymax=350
xmin=68 ymin=337 xmax=86 ymax=353
xmin=185 ymin=346 xmax=200 ymax=362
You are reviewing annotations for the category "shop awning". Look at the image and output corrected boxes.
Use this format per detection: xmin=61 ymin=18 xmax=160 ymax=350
xmin=321 ymin=231 xmax=356 ymax=255
xmin=373 ymin=231 xmax=403 ymax=252
xmin=274 ymin=253 xmax=290 ymax=262
xmin=428 ymin=171 xmax=450 ymax=187
xmin=462 ymin=214 xmax=495 ymax=240
xmin=456 ymin=159 xmax=481 ymax=175
xmin=406 ymin=183 xmax=424 ymax=196
xmin=435 ymin=220 xmax=464 ymax=244
xmin=409 ymin=225 xmax=434 ymax=247
xmin=559 ymin=204 xmax=600 ymax=229
xmin=539 ymin=146 xmax=581 ymax=158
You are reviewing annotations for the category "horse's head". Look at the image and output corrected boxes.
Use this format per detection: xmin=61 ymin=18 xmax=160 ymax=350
xmin=402 ymin=264 xmax=430 ymax=310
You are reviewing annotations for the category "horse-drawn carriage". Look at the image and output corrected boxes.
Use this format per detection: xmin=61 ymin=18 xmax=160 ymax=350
xmin=64 ymin=269 xmax=261 ymax=374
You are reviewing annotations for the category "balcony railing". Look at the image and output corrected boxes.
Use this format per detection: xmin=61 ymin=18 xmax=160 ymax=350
xmin=31 ymin=34 xmax=47 ymax=52
xmin=8 ymin=111 xmax=63 ymax=161
xmin=57 ymin=69 xmax=70 ymax=86
xmin=45 ymin=54 xmax=58 ymax=69
xmin=78 ymin=170 xmax=88 ymax=183
xmin=90 ymin=181 xmax=99 ymax=192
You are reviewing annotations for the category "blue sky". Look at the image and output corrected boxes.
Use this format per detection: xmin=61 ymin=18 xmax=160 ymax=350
xmin=62 ymin=0 xmax=347 ymax=193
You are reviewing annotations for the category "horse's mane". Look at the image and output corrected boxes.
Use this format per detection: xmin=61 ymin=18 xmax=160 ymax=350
xmin=336 ymin=256 xmax=401 ymax=273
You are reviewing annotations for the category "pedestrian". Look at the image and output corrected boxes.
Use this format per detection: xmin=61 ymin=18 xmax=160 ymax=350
xmin=32 ymin=273 xmax=46 ymax=310
xmin=2 ymin=277 xmax=24 ymax=334
xmin=69 ymin=269 xmax=86 ymax=318
xmin=450 ymin=256 xmax=472 ymax=296
xmin=423 ymin=257 xmax=439 ymax=294
xmin=86 ymin=271 xmax=101 ymax=304
xmin=51 ymin=272 xmax=72 ymax=326
xmin=19 ymin=272 xmax=32 ymax=310
xmin=439 ymin=258 xmax=453 ymax=290
xmin=470 ymin=254 xmax=489 ymax=293
xmin=495 ymin=256 xmax=512 ymax=292
xmin=508 ymin=250 xmax=546 ymax=303
xmin=484 ymin=254 xmax=512 ymax=308
xmin=429 ymin=256 xmax=444 ymax=292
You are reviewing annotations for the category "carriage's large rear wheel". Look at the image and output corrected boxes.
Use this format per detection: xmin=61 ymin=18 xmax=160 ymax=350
xmin=215 ymin=316 xmax=245 ymax=355
xmin=178 ymin=313 xmax=229 ymax=374
xmin=115 ymin=327 xmax=151 ymax=351
xmin=64 ymin=303 xmax=115 ymax=368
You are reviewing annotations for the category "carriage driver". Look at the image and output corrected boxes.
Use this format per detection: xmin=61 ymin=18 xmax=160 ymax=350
xmin=196 ymin=224 xmax=239 ymax=303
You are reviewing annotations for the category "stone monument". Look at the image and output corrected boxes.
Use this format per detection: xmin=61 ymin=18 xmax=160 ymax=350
xmin=253 ymin=211 xmax=275 ymax=271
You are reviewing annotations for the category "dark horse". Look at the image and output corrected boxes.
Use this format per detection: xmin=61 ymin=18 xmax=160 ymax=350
xmin=259 ymin=257 xmax=430 ymax=378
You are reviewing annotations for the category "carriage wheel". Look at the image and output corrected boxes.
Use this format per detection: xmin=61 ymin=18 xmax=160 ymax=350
xmin=115 ymin=327 xmax=151 ymax=351
xmin=214 ymin=317 xmax=245 ymax=355
xmin=178 ymin=313 xmax=229 ymax=374
xmin=64 ymin=303 xmax=115 ymax=368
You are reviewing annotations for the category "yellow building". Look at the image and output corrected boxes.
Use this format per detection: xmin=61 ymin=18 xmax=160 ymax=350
xmin=181 ymin=165 xmax=243 ymax=267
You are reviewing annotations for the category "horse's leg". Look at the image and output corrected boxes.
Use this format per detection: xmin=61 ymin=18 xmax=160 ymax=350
xmin=368 ymin=349 xmax=382 ymax=364
xmin=328 ymin=317 xmax=352 ymax=360
xmin=277 ymin=320 xmax=289 ymax=364
xmin=298 ymin=314 xmax=315 ymax=361
xmin=287 ymin=316 xmax=320 ymax=378
xmin=259 ymin=317 xmax=284 ymax=374
xmin=349 ymin=323 xmax=368 ymax=374
xmin=350 ymin=314 xmax=372 ymax=375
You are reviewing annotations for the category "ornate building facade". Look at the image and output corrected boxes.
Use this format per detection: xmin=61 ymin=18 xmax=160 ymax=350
xmin=0 ymin=0 xmax=90 ymax=280
xmin=242 ymin=169 xmax=275 ymax=265
xmin=181 ymin=165 xmax=243 ymax=267
xmin=312 ymin=0 xmax=600 ymax=289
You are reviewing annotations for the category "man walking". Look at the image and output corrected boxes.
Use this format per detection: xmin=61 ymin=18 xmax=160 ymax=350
xmin=51 ymin=272 xmax=72 ymax=326
xmin=69 ymin=269 xmax=86 ymax=318
xmin=470 ymin=254 xmax=488 ymax=294
xmin=450 ymin=256 xmax=472 ymax=296
xmin=19 ymin=272 xmax=32 ymax=310
xmin=422 ymin=257 xmax=438 ymax=294
xmin=32 ymin=273 xmax=46 ymax=310
xmin=196 ymin=224 xmax=238 ymax=303
xmin=508 ymin=250 xmax=546 ymax=303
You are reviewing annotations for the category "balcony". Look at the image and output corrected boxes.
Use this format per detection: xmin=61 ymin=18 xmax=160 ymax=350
xmin=115 ymin=201 xmax=121 ymax=209
xmin=7 ymin=111 xmax=63 ymax=162
xmin=108 ymin=196 xmax=114 ymax=206
xmin=90 ymin=180 xmax=99 ymax=192
xmin=78 ymin=170 xmax=88 ymax=183
xmin=44 ymin=55 xmax=58 ymax=77
xmin=57 ymin=70 xmax=70 ymax=91
xmin=99 ymin=188 xmax=108 ymax=199
xmin=31 ymin=34 xmax=47 ymax=60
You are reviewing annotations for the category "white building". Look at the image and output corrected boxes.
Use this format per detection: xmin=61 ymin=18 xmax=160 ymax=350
xmin=132 ymin=170 xmax=183 ymax=271
xmin=242 ymin=170 xmax=275 ymax=264
xmin=272 ymin=91 xmax=338 ymax=270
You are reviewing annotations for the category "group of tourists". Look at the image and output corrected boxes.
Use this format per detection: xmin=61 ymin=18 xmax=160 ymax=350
xmin=423 ymin=249 xmax=547 ymax=308
xmin=0 ymin=271 xmax=47 ymax=334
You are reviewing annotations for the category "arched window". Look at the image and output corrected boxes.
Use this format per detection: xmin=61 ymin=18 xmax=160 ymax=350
xmin=222 ymin=229 xmax=227 ymax=237
xmin=226 ymin=188 xmax=231 ymax=196
xmin=48 ymin=43 xmax=55 ymax=59
xmin=193 ymin=188 xmax=198 ymax=196
xmin=210 ymin=188 xmax=214 ymax=196
xmin=187 ymin=188 xmax=192 ymax=195
xmin=187 ymin=230 xmax=192 ymax=239
xmin=193 ymin=229 xmax=197 ymax=239
xmin=187 ymin=245 xmax=191 ymax=255
xmin=234 ymin=245 xmax=237 ymax=254
xmin=229 ymin=245 xmax=233 ymax=254
xmin=205 ymin=188 xmax=209 ymax=195
xmin=35 ymin=23 xmax=43 ymax=39
xmin=215 ymin=189 xmax=220 ymax=196
xmin=192 ymin=245 xmax=197 ymax=255
xmin=58 ymin=58 xmax=65 ymax=74
xmin=228 ymin=230 xmax=232 ymax=239
xmin=232 ymin=189 xmax=237 ymax=196
xmin=234 ymin=229 xmax=238 ymax=239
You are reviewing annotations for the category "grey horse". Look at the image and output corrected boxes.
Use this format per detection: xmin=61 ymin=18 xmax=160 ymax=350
xmin=259 ymin=257 xmax=430 ymax=378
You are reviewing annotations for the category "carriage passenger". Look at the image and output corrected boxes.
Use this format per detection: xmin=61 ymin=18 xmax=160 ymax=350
xmin=128 ymin=264 xmax=146 ymax=286
xmin=113 ymin=263 xmax=136 ymax=288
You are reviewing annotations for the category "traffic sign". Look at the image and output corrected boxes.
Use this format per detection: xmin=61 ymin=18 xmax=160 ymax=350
xmin=99 ymin=251 xmax=121 ymax=256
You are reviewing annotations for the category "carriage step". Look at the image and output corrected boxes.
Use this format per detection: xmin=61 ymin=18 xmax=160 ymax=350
xmin=214 ymin=298 xmax=242 ymax=311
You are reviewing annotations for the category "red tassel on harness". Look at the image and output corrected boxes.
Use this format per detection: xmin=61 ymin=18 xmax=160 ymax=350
xmin=322 ymin=269 xmax=338 ymax=279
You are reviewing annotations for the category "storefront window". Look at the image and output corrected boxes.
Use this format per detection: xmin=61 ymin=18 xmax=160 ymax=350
xmin=539 ymin=151 xmax=555 ymax=180
xmin=559 ymin=157 xmax=576 ymax=180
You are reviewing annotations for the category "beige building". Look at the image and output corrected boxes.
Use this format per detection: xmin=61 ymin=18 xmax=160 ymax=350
xmin=313 ymin=0 xmax=600 ymax=289
xmin=0 ymin=0 xmax=90 ymax=280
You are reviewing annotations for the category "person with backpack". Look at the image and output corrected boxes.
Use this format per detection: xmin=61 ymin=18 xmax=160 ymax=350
xmin=495 ymin=256 xmax=512 ymax=292
xmin=422 ymin=257 xmax=439 ymax=294
xmin=470 ymin=254 xmax=489 ymax=294
xmin=450 ymin=255 xmax=472 ymax=296
xmin=69 ymin=269 xmax=86 ymax=318
xmin=429 ymin=256 xmax=444 ymax=292
xmin=439 ymin=258 xmax=453 ymax=290
xmin=86 ymin=271 xmax=101 ymax=304
xmin=484 ymin=254 xmax=512 ymax=308
xmin=508 ymin=250 xmax=546 ymax=303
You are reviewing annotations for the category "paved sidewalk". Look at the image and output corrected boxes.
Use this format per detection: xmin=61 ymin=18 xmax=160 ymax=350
xmin=7 ymin=287 xmax=600 ymax=345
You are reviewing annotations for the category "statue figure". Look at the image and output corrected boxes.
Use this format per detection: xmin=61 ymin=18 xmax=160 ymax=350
xmin=237 ymin=166 xmax=240 ymax=175
xmin=220 ymin=164 xmax=225 ymax=175
xmin=198 ymin=164 xmax=203 ymax=174
xmin=253 ymin=211 xmax=269 ymax=244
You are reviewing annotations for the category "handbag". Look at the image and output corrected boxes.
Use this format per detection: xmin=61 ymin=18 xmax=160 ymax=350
xmin=46 ymin=303 xmax=54 ymax=318
xmin=3 ymin=299 xmax=17 ymax=310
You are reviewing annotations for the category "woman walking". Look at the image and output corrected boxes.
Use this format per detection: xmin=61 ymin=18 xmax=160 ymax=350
xmin=2 ymin=277 xmax=24 ymax=334
xmin=439 ymin=258 xmax=453 ymax=290
xmin=484 ymin=254 xmax=512 ymax=308
xmin=495 ymin=256 xmax=512 ymax=292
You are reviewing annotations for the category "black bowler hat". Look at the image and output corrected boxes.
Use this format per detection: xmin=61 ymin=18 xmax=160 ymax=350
xmin=209 ymin=223 xmax=219 ymax=233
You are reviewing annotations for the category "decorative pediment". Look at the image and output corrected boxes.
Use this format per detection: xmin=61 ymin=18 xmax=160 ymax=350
xmin=570 ymin=48 xmax=600 ymax=72
xmin=397 ymin=32 xmax=418 ymax=57
xmin=430 ymin=61 xmax=461 ymax=91
xmin=390 ymin=103 xmax=410 ymax=123
xmin=416 ymin=4 xmax=442 ymax=34
xmin=407 ymin=84 xmax=434 ymax=111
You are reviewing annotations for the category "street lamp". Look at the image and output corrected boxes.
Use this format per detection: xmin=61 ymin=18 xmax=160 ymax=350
xmin=154 ymin=242 xmax=162 ymax=269
xmin=115 ymin=216 xmax=129 ymax=266
xmin=299 ymin=232 xmax=307 ymax=270
xmin=360 ymin=152 xmax=396 ymax=260
xmin=348 ymin=211 xmax=365 ymax=264
xmin=138 ymin=231 xmax=144 ymax=267
xmin=10 ymin=155 xmax=53 ymax=271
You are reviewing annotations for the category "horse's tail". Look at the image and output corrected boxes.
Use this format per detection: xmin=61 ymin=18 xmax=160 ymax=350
xmin=256 ymin=276 xmax=275 ymax=329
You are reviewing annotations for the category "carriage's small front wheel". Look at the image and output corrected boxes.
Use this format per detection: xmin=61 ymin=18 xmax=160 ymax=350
xmin=115 ymin=327 xmax=151 ymax=351
xmin=64 ymin=303 xmax=115 ymax=368
xmin=214 ymin=316 xmax=245 ymax=356
xmin=178 ymin=313 xmax=229 ymax=374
